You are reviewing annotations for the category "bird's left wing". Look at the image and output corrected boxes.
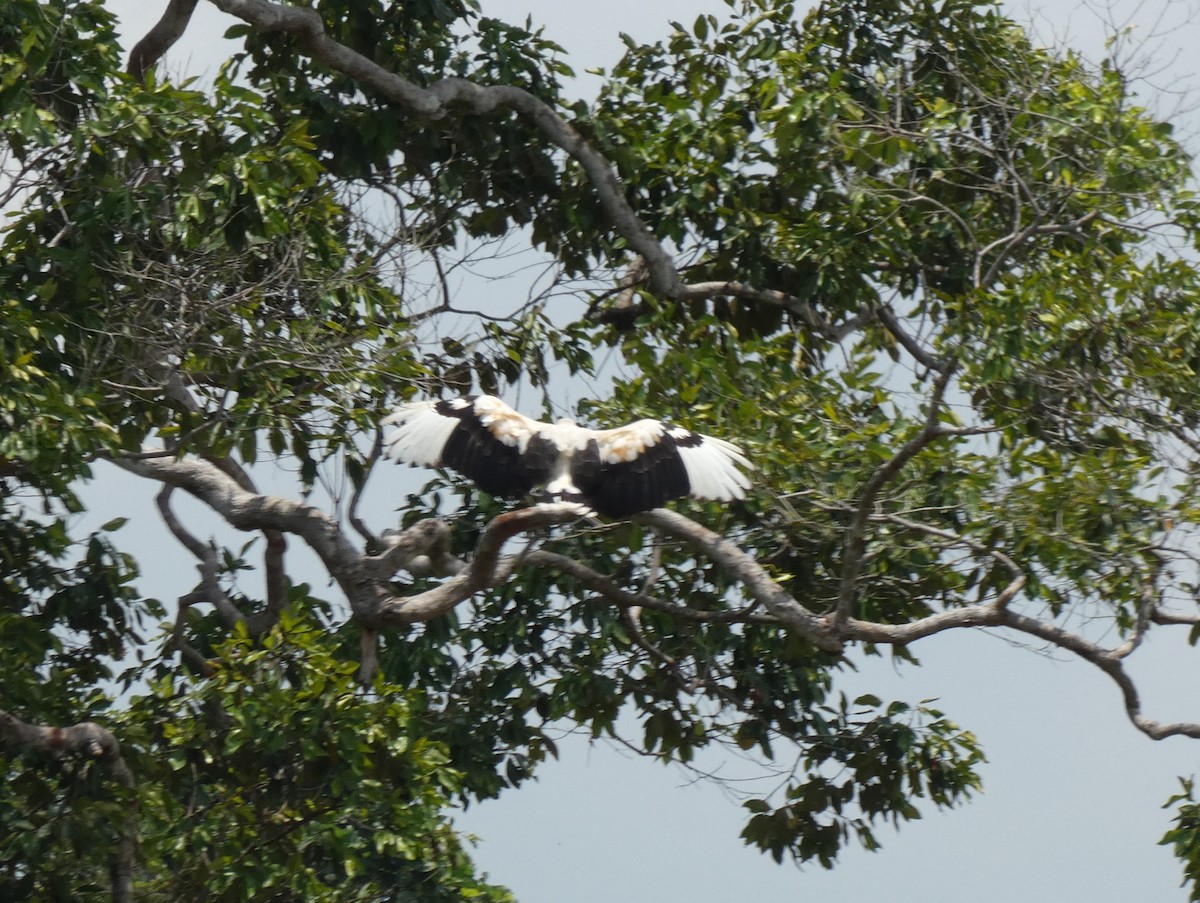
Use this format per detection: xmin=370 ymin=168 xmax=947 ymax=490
xmin=382 ymin=396 xmax=557 ymax=499
xmin=579 ymin=419 xmax=752 ymax=517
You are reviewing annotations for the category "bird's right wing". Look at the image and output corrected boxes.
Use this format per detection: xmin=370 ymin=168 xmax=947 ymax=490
xmin=382 ymin=396 xmax=557 ymax=499
xmin=583 ymin=419 xmax=752 ymax=517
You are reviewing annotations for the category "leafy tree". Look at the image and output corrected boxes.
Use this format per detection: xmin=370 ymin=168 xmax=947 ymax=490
xmin=4 ymin=0 xmax=1200 ymax=899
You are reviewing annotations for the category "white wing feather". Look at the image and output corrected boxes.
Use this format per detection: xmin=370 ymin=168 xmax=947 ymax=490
xmin=596 ymin=420 xmax=752 ymax=503
xmin=670 ymin=429 xmax=752 ymax=501
xmin=381 ymin=401 xmax=463 ymax=466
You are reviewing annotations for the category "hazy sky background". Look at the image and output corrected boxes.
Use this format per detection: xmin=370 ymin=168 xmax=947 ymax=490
xmin=94 ymin=1 xmax=1200 ymax=900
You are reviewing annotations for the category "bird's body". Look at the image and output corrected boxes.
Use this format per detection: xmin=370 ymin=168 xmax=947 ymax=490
xmin=382 ymin=395 xmax=751 ymax=517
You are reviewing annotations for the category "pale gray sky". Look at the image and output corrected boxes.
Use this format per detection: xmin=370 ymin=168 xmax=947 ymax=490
xmin=94 ymin=2 xmax=1200 ymax=901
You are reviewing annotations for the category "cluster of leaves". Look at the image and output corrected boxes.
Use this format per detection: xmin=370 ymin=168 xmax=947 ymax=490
xmin=0 ymin=503 xmax=142 ymax=702
xmin=0 ymin=501 xmax=141 ymax=897
xmin=0 ymin=733 xmax=131 ymax=899
xmin=1164 ymin=779 xmax=1200 ymax=903
xmin=0 ymin=608 xmax=512 ymax=901
xmin=229 ymin=0 xmax=586 ymax=268
xmin=127 ymin=611 xmax=512 ymax=902
xmin=1 ymin=0 xmax=421 ymax=484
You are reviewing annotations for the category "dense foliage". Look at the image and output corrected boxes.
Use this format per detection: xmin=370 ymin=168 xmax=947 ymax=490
xmin=4 ymin=0 xmax=1200 ymax=898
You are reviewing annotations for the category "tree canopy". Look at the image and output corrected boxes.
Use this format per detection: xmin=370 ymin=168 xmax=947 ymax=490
xmin=5 ymin=0 xmax=1200 ymax=899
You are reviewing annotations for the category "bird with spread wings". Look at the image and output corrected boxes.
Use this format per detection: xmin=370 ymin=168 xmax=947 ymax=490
xmin=382 ymin=395 xmax=752 ymax=517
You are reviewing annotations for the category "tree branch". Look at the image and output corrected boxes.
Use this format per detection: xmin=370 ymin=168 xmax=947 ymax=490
xmin=378 ymin=503 xmax=590 ymax=623
xmin=170 ymin=590 xmax=217 ymax=676
xmin=875 ymin=304 xmax=947 ymax=372
xmin=636 ymin=509 xmax=843 ymax=653
xmin=205 ymin=0 xmax=685 ymax=296
xmin=676 ymin=280 xmax=838 ymax=336
xmin=996 ymin=607 xmax=1200 ymax=741
xmin=835 ymin=365 xmax=959 ymax=625
xmin=522 ymin=549 xmax=776 ymax=624
xmin=127 ymin=0 xmax=201 ymax=81
xmin=156 ymin=484 xmax=246 ymax=628
xmin=117 ymin=453 xmax=394 ymax=622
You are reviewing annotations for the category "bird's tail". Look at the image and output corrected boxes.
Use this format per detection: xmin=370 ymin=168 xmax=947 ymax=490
xmin=535 ymin=487 xmax=593 ymax=512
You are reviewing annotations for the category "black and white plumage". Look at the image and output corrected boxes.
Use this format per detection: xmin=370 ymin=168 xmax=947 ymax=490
xmin=382 ymin=395 xmax=752 ymax=517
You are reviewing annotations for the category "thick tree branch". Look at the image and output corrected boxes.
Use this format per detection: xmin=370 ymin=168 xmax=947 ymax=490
xmin=117 ymin=453 xmax=395 ymax=622
xmin=378 ymin=503 xmax=589 ymax=623
xmin=127 ymin=0 xmax=201 ymax=81
xmin=120 ymin=453 xmax=577 ymax=629
xmin=677 ymin=281 xmax=840 ymax=336
xmin=636 ymin=509 xmax=843 ymax=653
xmin=1151 ymin=608 xmax=1200 ymax=627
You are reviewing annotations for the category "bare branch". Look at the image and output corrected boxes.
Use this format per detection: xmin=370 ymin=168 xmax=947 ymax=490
xmin=997 ymin=608 xmax=1200 ymax=741
xmin=1111 ymin=557 xmax=1163 ymax=660
xmin=117 ymin=453 xmax=394 ymax=622
xmin=348 ymin=429 xmax=384 ymax=545
xmin=378 ymin=503 xmax=590 ymax=623
xmin=156 ymin=485 xmax=246 ymax=628
xmin=676 ymin=280 xmax=833 ymax=335
xmin=636 ymin=509 xmax=842 ymax=652
xmin=1151 ymin=608 xmax=1200 ymax=627
xmin=120 ymin=458 xmax=1200 ymax=745
xmin=170 ymin=590 xmax=217 ymax=676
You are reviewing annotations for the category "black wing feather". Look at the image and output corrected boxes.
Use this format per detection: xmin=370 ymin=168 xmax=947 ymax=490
xmin=435 ymin=398 xmax=555 ymax=499
xmin=574 ymin=430 xmax=691 ymax=517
